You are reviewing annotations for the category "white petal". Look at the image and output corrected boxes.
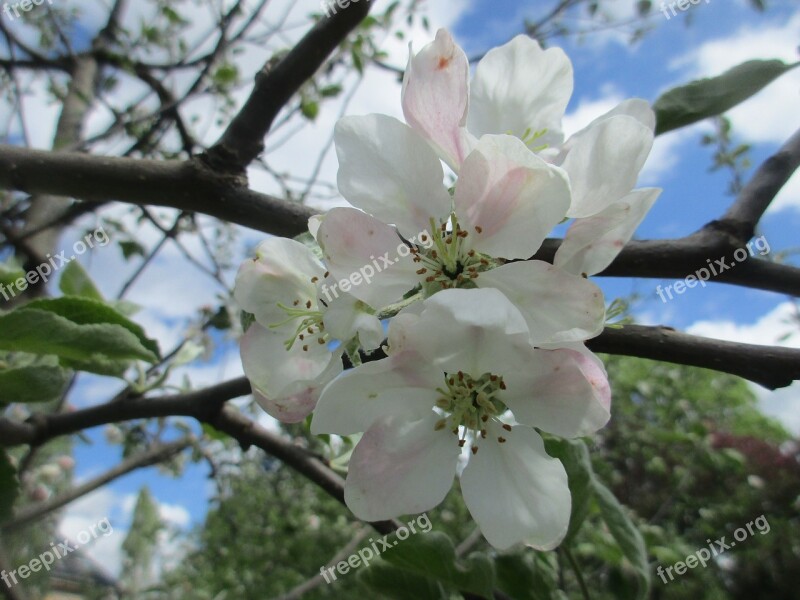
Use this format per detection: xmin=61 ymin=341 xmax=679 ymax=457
xmin=345 ymin=413 xmax=460 ymax=522
xmin=335 ymin=114 xmax=452 ymax=234
xmin=454 ymin=135 xmax=570 ymax=259
xmin=561 ymin=115 xmax=654 ymax=218
xmin=241 ymin=323 xmax=339 ymax=422
xmin=602 ymin=98 xmax=656 ymax=131
xmin=502 ymin=348 xmax=610 ymax=438
xmin=461 ymin=423 xmax=570 ymax=550
xmin=393 ymin=288 xmax=532 ymax=374
xmin=311 ymin=351 xmax=442 ymax=436
xmin=322 ymin=293 xmax=385 ymax=350
xmin=468 ymin=35 xmax=572 ymax=148
xmin=476 ymin=261 xmax=605 ymax=344
xmin=402 ymin=29 xmax=473 ymax=170
xmin=307 ymin=214 xmax=323 ymax=240
xmin=234 ymin=237 xmax=324 ymax=328
xmin=555 ymin=188 xmax=661 ymax=276
xmin=317 ymin=207 xmax=421 ymax=309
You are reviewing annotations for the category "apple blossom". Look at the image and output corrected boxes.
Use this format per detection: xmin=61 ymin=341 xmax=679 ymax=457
xmin=312 ymin=288 xmax=610 ymax=550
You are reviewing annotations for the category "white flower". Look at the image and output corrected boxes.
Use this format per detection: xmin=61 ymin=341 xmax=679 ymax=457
xmin=312 ymin=288 xmax=610 ymax=550
xmin=402 ymin=29 xmax=659 ymax=276
xmin=234 ymin=237 xmax=382 ymax=422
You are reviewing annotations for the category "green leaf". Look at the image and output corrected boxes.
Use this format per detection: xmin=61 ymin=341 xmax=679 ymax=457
xmin=592 ymin=479 xmax=650 ymax=599
xmin=319 ymin=84 xmax=343 ymax=98
xmin=0 ymin=307 xmax=158 ymax=376
xmin=495 ymin=554 xmax=556 ymax=600
xmin=0 ymin=450 xmax=18 ymax=523
xmin=59 ymin=261 xmax=104 ymax=301
xmin=119 ymin=240 xmax=146 ymax=260
xmin=378 ymin=531 xmax=495 ymax=599
xmin=212 ymin=64 xmax=239 ymax=87
xmin=24 ymin=297 xmax=160 ymax=360
xmin=544 ymin=437 xmax=594 ymax=542
xmin=0 ymin=365 xmax=71 ymax=404
xmin=654 ymin=59 xmax=800 ymax=135
xmin=202 ymin=423 xmax=229 ymax=442
xmin=300 ymin=99 xmax=320 ymax=120
xmin=358 ymin=561 xmax=448 ymax=599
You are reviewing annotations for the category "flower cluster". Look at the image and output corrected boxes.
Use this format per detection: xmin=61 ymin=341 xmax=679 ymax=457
xmin=235 ymin=30 xmax=658 ymax=550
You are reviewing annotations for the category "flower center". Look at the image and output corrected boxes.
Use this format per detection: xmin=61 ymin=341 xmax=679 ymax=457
xmin=270 ymin=293 xmax=328 ymax=352
xmin=516 ymin=127 xmax=549 ymax=151
xmin=433 ymin=371 xmax=510 ymax=454
xmin=412 ymin=214 xmax=498 ymax=296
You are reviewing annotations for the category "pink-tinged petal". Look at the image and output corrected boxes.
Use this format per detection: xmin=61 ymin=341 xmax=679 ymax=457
xmin=241 ymin=323 xmax=340 ymax=423
xmin=234 ymin=237 xmax=324 ymax=328
xmin=454 ymin=135 xmax=570 ymax=259
xmin=345 ymin=413 xmax=460 ymax=522
xmin=317 ymin=207 xmax=421 ymax=309
xmin=561 ymin=115 xmax=654 ymax=218
xmin=468 ymin=35 xmax=573 ymax=149
xmin=252 ymin=389 xmax=316 ymax=425
xmin=253 ymin=357 xmax=343 ymax=424
xmin=461 ymin=423 xmax=570 ymax=550
xmin=555 ymin=188 xmax=661 ymax=276
xmin=502 ymin=348 xmax=610 ymax=438
xmin=311 ymin=351 xmax=442 ymax=436
xmin=402 ymin=29 xmax=473 ymax=170
xmin=322 ymin=293 xmax=384 ymax=350
xmin=392 ymin=288 xmax=531 ymax=375
xmin=335 ymin=114 xmax=451 ymax=234
xmin=476 ymin=261 xmax=605 ymax=344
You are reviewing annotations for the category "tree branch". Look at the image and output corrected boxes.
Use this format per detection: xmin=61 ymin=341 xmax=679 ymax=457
xmin=204 ymin=0 xmax=372 ymax=171
xmin=0 ymin=144 xmax=315 ymax=237
xmin=719 ymin=126 xmax=800 ymax=241
xmin=1 ymin=438 xmax=192 ymax=533
xmin=586 ymin=324 xmax=800 ymax=390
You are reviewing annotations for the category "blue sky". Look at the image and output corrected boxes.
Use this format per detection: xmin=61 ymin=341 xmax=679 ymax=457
xmin=4 ymin=0 xmax=798 ymax=577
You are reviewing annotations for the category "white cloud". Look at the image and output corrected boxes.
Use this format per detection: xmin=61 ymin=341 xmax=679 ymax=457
xmin=687 ymin=302 xmax=799 ymax=347
xmin=773 ymin=169 xmax=800 ymax=212
xmin=687 ymin=302 xmax=800 ymax=434
xmin=59 ymin=485 xmax=195 ymax=578
xmin=59 ymin=488 xmax=126 ymax=576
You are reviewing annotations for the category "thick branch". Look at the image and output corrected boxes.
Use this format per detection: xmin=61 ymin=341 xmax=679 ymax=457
xmin=535 ymin=237 xmax=800 ymax=297
xmin=3 ymin=143 xmax=799 ymax=296
xmin=204 ymin=1 xmax=372 ymax=171
xmin=0 ymin=145 xmax=315 ymax=237
xmin=586 ymin=325 xmax=800 ymax=390
xmin=719 ymin=126 xmax=800 ymax=241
